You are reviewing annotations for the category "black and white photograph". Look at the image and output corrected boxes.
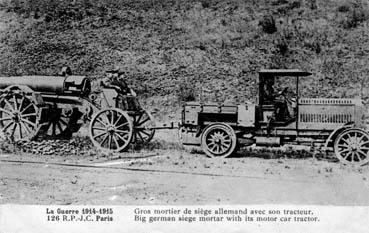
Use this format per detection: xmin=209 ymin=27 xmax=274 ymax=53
xmin=0 ymin=0 xmax=369 ymax=232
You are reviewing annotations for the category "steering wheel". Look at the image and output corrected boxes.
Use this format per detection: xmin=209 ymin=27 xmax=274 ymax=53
xmin=278 ymin=87 xmax=289 ymax=96
xmin=276 ymin=87 xmax=296 ymax=104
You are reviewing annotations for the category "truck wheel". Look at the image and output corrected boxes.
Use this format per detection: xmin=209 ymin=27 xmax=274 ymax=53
xmin=334 ymin=128 xmax=369 ymax=166
xmin=201 ymin=123 xmax=237 ymax=158
xmin=89 ymin=108 xmax=133 ymax=152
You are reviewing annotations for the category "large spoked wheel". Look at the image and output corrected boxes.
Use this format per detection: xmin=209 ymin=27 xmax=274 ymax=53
xmin=44 ymin=107 xmax=73 ymax=138
xmin=201 ymin=123 xmax=237 ymax=158
xmin=0 ymin=92 xmax=40 ymax=141
xmin=334 ymin=128 xmax=369 ymax=166
xmin=131 ymin=111 xmax=155 ymax=144
xmin=89 ymin=108 xmax=133 ymax=152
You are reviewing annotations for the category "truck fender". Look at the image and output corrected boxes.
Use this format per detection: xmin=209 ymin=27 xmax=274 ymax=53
xmin=323 ymin=123 xmax=354 ymax=150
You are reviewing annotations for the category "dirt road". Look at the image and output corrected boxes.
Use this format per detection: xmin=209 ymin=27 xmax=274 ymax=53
xmin=1 ymin=146 xmax=369 ymax=205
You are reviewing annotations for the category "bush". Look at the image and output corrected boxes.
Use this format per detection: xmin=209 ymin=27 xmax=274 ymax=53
xmin=342 ymin=7 xmax=368 ymax=28
xmin=259 ymin=14 xmax=277 ymax=34
xmin=177 ymin=81 xmax=196 ymax=102
xmin=337 ymin=2 xmax=351 ymax=12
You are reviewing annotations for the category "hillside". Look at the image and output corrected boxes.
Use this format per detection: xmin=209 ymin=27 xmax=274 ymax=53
xmin=0 ymin=0 xmax=369 ymax=105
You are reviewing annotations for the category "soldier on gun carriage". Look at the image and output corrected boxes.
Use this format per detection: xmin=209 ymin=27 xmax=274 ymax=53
xmin=101 ymin=67 xmax=140 ymax=111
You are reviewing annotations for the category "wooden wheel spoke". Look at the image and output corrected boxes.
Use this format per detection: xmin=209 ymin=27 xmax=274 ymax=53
xmin=339 ymin=148 xmax=350 ymax=154
xmin=20 ymin=121 xmax=31 ymax=134
xmin=93 ymin=131 xmax=107 ymax=139
xmin=45 ymin=120 xmax=52 ymax=132
xmin=220 ymin=145 xmax=226 ymax=152
xmin=104 ymin=114 xmax=111 ymax=125
xmin=21 ymin=119 xmax=36 ymax=128
xmin=13 ymin=95 xmax=18 ymax=110
xmin=112 ymin=134 xmax=119 ymax=149
xmin=4 ymin=99 xmax=14 ymax=111
xmin=359 ymin=141 xmax=369 ymax=147
xmin=350 ymin=152 xmax=355 ymax=161
xmin=113 ymin=114 xmax=122 ymax=125
xmin=11 ymin=123 xmax=17 ymax=136
xmin=0 ymin=108 xmax=12 ymax=116
xmin=93 ymin=126 xmax=106 ymax=131
xmin=139 ymin=130 xmax=151 ymax=137
xmin=56 ymin=122 xmax=63 ymax=134
xmin=109 ymin=110 xmax=114 ymax=124
xmin=341 ymin=138 xmax=350 ymax=145
xmin=215 ymin=145 xmax=220 ymax=154
xmin=136 ymin=114 xmax=143 ymax=124
xmin=357 ymin=150 xmax=367 ymax=160
xmin=108 ymin=135 xmax=112 ymax=149
xmin=356 ymin=135 xmax=365 ymax=143
xmin=58 ymin=118 xmax=68 ymax=126
xmin=208 ymin=141 xmax=215 ymax=146
xmin=21 ymin=113 xmax=36 ymax=118
xmin=136 ymin=117 xmax=150 ymax=126
xmin=115 ymin=129 xmax=129 ymax=134
xmin=116 ymin=122 xmax=129 ymax=129
xmin=100 ymin=134 xmax=109 ymax=146
xmin=20 ymin=103 xmax=33 ymax=114
xmin=52 ymin=122 xmax=56 ymax=136
xmin=343 ymin=152 xmax=351 ymax=160
xmin=96 ymin=117 xmax=108 ymax=127
xmin=115 ymin=132 xmax=128 ymax=142
xmin=18 ymin=123 xmax=23 ymax=139
xmin=0 ymin=116 xmax=12 ymax=121
xmin=18 ymin=96 xmax=25 ymax=111
xmin=3 ymin=121 xmax=14 ymax=131
xmin=136 ymin=132 xmax=145 ymax=141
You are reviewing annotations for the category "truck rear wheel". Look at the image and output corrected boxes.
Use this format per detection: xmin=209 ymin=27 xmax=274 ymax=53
xmin=201 ymin=123 xmax=237 ymax=158
xmin=334 ymin=128 xmax=369 ymax=166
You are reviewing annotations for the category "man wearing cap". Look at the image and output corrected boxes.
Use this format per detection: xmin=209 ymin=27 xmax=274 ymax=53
xmin=101 ymin=67 xmax=140 ymax=110
xmin=101 ymin=68 xmax=136 ymax=96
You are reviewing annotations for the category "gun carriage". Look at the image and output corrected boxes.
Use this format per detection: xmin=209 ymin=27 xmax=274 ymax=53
xmin=0 ymin=67 xmax=156 ymax=152
xmin=180 ymin=69 xmax=369 ymax=166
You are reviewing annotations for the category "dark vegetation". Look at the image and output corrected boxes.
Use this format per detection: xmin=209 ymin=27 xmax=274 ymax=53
xmin=0 ymin=0 xmax=369 ymax=103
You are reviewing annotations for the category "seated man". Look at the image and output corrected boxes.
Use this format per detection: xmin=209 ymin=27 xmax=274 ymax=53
xmin=274 ymin=87 xmax=291 ymax=121
xmin=101 ymin=68 xmax=140 ymax=110
xmin=101 ymin=68 xmax=131 ymax=95
xmin=266 ymin=86 xmax=293 ymax=135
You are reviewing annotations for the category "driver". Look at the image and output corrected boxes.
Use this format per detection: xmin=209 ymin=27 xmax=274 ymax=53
xmin=274 ymin=87 xmax=291 ymax=121
xmin=266 ymin=83 xmax=293 ymax=135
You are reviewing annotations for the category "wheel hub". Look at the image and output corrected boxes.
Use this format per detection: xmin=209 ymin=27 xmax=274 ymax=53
xmin=213 ymin=136 xmax=223 ymax=144
xmin=12 ymin=111 xmax=21 ymax=122
xmin=107 ymin=126 xmax=115 ymax=134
